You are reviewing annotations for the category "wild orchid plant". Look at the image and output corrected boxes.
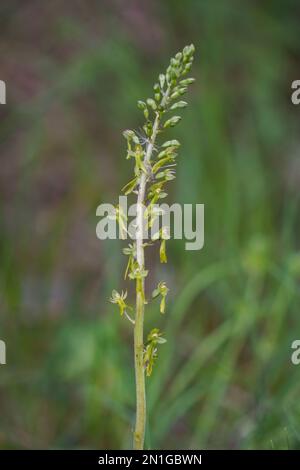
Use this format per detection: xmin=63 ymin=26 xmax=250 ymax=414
xmin=110 ymin=44 xmax=195 ymax=449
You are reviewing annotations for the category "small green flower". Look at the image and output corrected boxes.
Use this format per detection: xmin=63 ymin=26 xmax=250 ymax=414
xmin=109 ymin=290 xmax=131 ymax=317
xmin=123 ymin=129 xmax=139 ymax=145
xmin=121 ymin=177 xmax=138 ymax=195
xmin=143 ymin=328 xmax=167 ymax=376
xmin=133 ymin=145 xmax=146 ymax=176
xmin=128 ymin=266 xmax=149 ymax=280
xmin=152 ymin=227 xmax=170 ymax=264
xmin=152 ymin=282 xmax=169 ymax=314
xmin=123 ymin=243 xmax=136 ymax=280
xmin=129 ymin=266 xmax=149 ymax=304
xmin=147 ymin=328 xmax=167 ymax=344
xmin=108 ymin=204 xmax=127 ymax=239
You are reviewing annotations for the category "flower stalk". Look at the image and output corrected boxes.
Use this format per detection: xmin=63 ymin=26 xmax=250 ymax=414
xmin=109 ymin=44 xmax=196 ymax=449
xmin=133 ymin=114 xmax=160 ymax=449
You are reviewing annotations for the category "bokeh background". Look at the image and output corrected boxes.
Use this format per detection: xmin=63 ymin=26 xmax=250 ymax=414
xmin=1 ymin=0 xmax=300 ymax=450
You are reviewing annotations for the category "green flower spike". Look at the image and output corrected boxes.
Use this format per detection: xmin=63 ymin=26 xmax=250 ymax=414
xmin=109 ymin=44 xmax=196 ymax=449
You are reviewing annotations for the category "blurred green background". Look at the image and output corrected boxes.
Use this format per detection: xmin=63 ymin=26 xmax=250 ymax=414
xmin=1 ymin=0 xmax=300 ymax=450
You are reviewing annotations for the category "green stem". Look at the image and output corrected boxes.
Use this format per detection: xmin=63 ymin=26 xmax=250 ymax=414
xmin=133 ymin=288 xmax=146 ymax=449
